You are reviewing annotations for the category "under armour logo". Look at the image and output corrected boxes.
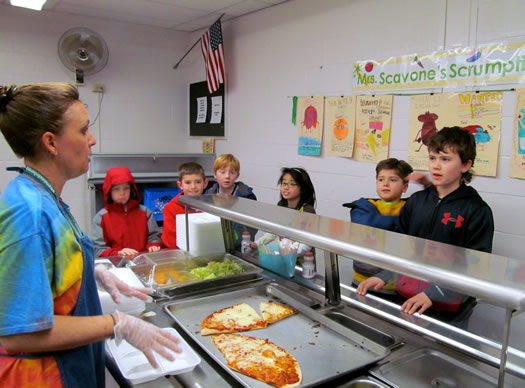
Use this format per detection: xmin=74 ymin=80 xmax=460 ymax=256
xmin=442 ymin=213 xmax=464 ymax=228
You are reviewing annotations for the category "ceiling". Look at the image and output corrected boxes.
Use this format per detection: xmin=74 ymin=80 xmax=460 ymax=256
xmin=2 ymin=0 xmax=289 ymax=32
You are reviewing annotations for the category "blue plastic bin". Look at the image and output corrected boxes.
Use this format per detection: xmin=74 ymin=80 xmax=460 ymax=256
xmin=258 ymin=244 xmax=297 ymax=278
xmin=143 ymin=187 xmax=181 ymax=221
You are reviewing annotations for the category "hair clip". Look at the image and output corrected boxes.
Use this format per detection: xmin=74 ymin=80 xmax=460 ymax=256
xmin=0 ymin=86 xmax=16 ymax=112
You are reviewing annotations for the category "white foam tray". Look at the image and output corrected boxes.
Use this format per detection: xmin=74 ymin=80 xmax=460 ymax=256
xmin=106 ymin=327 xmax=200 ymax=385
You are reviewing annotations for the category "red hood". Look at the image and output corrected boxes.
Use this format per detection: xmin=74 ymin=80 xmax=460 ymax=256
xmin=102 ymin=167 xmax=141 ymax=205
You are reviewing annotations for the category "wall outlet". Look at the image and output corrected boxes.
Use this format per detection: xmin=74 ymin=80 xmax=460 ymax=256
xmin=92 ymin=83 xmax=105 ymax=93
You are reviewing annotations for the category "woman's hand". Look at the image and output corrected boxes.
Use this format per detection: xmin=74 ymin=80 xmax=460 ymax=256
xmin=118 ymin=248 xmax=139 ymax=259
xmin=356 ymin=277 xmax=385 ymax=295
xmin=401 ymin=292 xmax=432 ymax=314
xmin=114 ymin=312 xmax=182 ymax=368
xmin=95 ymin=265 xmax=151 ymax=303
xmin=148 ymin=245 xmax=161 ymax=253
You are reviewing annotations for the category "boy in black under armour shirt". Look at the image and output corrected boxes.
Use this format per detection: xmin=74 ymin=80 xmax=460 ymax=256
xmin=357 ymin=127 xmax=494 ymax=321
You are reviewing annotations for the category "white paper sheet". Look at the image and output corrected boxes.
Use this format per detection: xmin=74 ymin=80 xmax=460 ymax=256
xmin=196 ymin=97 xmax=207 ymax=123
xmin=210 ymin=96 xmax=222 ymax=124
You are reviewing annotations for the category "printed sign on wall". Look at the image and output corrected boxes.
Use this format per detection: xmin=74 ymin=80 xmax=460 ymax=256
xmin=297 ymin=96 xmax=324 ymax=155
xmin=324 ymin=96 xmax=355 ymax=157
xmin=510 ymin=88 xmax=525 ymax=179
xmin=353 ymin=95 xmax=393 ymax=163
xmin=408 ymin=92 xmax=502 ymax=176
xmin=353 ymin=41 xmax=525 ymax=92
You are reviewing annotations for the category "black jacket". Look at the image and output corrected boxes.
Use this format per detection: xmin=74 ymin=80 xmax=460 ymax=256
xmin=397 ymin=184 xmax=493 ymax=252
xmin=376 ymin=184 xmax=494 ymax=310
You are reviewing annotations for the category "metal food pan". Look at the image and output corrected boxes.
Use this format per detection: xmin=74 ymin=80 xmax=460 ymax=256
xmin=165 ymin=282 xmax=390 ymax=388
xmin=370 ymin=348 xmax=510 ymax=388
xmin=129 ymin=253 xmax=263 ymax=297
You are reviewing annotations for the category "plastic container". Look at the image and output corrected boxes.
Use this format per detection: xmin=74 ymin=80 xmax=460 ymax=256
xmin=143 ymin=187 xmax=181 ymax=221
xmin=176 ymin=212 xmax=225 ymax=255
xmin=302 ymin=251 xmax=315 ymax=279
xmin=106 ymin=327 xmax=200 ymax=385
xmin=258 ymin=243 xmax=297 ymax=278
xmin=241 ymin=231 xmax=252 ymax=254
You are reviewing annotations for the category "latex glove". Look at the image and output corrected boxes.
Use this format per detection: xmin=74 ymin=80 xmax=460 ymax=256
xmin=114 ymin=311 xmax=182 ymax=368
xmin=95 ymin=264 xmax=152 ymax=304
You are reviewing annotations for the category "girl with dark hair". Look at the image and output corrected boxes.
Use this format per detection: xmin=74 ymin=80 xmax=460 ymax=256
xmin=277 ymin=167 xmax=316 ymax=212
xmin=250 ymin=167 xmax=316 ymax=258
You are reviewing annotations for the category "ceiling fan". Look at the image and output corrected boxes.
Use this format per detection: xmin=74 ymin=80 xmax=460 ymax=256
xmin=58 ymin=27 xmax=109 ymax=85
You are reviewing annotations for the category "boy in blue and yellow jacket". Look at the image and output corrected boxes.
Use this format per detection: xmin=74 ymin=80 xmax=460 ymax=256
xmin=343 ymin=158 xmax=413 ymax=297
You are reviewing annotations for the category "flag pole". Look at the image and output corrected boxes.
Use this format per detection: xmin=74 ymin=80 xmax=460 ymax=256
xmin=173 ymin=14 xmax=225 ymax=69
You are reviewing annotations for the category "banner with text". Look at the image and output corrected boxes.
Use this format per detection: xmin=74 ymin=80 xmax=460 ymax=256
xmin=353 ymin=41 xmax=525 ymax=92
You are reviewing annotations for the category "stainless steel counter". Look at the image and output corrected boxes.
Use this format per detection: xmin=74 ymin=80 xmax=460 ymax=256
xmin=110 ymin=269 xmax=524 ymax=387
xmin=178 ymin=195 xmax=525 ymax=311
xmin=106 ymin=194 xmax=525 ymax=387
xmin=177 ymin=194 xmax=525 ymax=387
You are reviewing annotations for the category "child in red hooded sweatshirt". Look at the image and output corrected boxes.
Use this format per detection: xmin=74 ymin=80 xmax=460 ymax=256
xmin=92 ymin=167 xmax=162 ymax=259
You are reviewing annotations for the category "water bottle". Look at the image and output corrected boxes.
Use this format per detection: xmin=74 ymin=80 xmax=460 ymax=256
xmin=241 ymin=231 xmax=252 ymax=254
xmin=302 ymin=251 xmax=315 ymax=279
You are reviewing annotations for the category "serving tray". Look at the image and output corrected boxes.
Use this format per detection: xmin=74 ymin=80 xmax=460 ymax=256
xmin=165 ymin=282 xmax=390 ymax=387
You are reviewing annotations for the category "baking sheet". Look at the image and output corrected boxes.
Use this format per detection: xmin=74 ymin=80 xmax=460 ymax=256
xmin=165 ymin=282 xmax=389 ymax=387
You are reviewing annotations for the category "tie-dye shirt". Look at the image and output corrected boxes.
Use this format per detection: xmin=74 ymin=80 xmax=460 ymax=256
xmin=0 ymin=173 xmax=84 ymax=387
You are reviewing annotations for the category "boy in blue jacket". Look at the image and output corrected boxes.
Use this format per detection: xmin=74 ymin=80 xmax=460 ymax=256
xmin=343 ymin=158 xmax=413 ymax=298
xmin=206 ymin=154 xmax=257 ymax=246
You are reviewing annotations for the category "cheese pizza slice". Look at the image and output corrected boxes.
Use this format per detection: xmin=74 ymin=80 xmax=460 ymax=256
xmin=259 ymin=301 xmax=297 ymax=324
xmin=212 ymin=333 xmax=302 ymax=388
xmin=201 ymin=303 xmax=267 ymax=335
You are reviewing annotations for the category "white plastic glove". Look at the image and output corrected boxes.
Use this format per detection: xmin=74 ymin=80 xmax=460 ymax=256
xmin=114 ymin=311 xmax=182 ymax=368
xmin=95 ymin=264 xmax=152 ymax=304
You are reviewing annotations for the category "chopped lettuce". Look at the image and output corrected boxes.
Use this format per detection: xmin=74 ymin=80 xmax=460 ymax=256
xmin=190 ymin=258 xmax=244 ymax=280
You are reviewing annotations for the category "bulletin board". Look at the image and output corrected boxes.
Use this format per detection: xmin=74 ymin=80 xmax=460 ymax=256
xmin=189 ymin=81 xmax=225 ymax=137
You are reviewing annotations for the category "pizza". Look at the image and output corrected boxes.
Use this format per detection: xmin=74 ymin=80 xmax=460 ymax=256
xmin=212 ymin=333 xmax=302 ymax=388
xmin=259 ymin=301 xmax=297 ymax=324
xmin=201 ymin=303 xmax=267 ymax=335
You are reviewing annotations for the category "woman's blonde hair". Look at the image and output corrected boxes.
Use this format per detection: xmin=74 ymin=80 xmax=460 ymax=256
xmin=0 ymin=82 xmax=79 ymax=158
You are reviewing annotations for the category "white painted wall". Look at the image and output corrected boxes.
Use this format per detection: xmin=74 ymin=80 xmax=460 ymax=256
xmin=1 ymin=0 xmax=524 ymax=261
xmin=0 ymin=4 xmax=198 ymax=230
xmin=184 ymin=0 xmax=525 ymax=261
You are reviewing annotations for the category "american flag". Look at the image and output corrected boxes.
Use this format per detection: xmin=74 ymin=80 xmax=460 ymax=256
xmin=201 ymin=18 xmax=225 ymax=94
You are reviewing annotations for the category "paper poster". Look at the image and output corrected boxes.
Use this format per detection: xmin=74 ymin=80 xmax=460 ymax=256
xmin=353 ymin=95 xmax=393 ymax=163
xmin=298 ymin=96 xmax=324 ymax=155
xmin=408 ymin=93 xmax=453 ymax=170
xmin=210 ymin=96 xmax=222 ymax=124
xmin=510 ymin=88 xmax=525 ymax=179
xmin=408 ymin=92 xmax=502 ymax=176
xmin=196 ymin=97 xmax=207 ymax=123
xmin=324 ymin=96 xmax=355 ymax=157
xmin=202 ymin=138 xmax=214 ymax=154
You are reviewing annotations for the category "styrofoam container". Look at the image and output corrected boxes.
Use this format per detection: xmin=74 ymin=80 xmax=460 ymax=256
xmin=98 ymin=268 xmax=148 ymax=316
xmin=176 ymin=212 xmax=225 ymax=255
xmin=106 ymin=327 xmax=200 ymax=385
